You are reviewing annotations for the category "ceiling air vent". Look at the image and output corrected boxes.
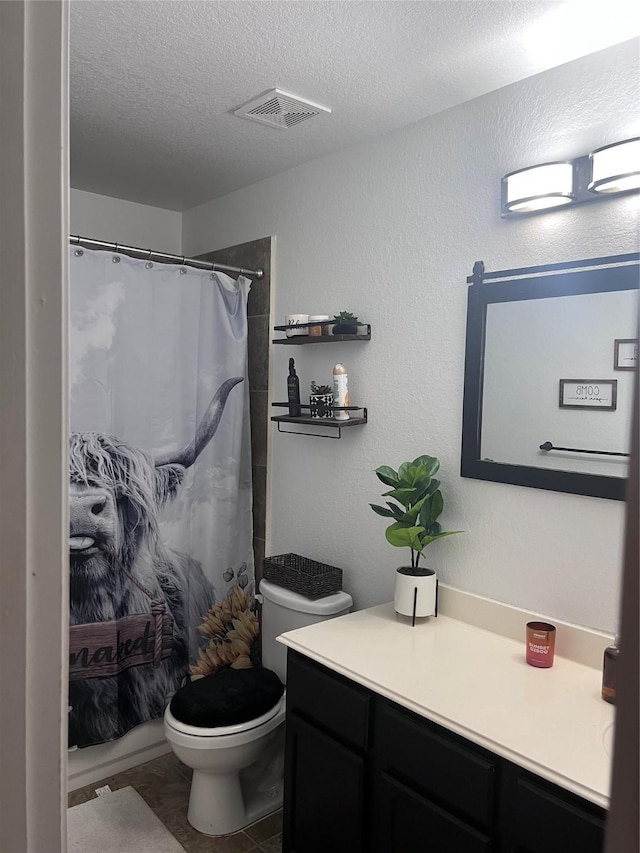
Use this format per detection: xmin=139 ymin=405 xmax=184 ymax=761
xmin=234 ymin=88 xmax=331 ymax=131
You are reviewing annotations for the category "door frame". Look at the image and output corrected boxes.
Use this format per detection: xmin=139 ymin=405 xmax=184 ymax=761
xmin=0 ymin=1 xmax=69 ymax=850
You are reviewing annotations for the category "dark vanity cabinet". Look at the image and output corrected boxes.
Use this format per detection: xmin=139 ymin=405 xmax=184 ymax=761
xmin=283 ymin=651 xmax=606 ymax=853
xmin=283 ymin=649 xmax=371 ymax=853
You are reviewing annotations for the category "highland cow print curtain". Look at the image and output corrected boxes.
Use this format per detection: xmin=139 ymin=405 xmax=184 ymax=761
xmin=69 ymin=248 xmax=256 ymax=747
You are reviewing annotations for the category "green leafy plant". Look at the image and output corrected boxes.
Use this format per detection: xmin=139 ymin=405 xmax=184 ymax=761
xmin=310 ymin=381 xmax=332 ymax=395
xmin=370 ymin=455 xmax=461 ymax=572
xmin=332 ymin=310 xmax=360 ymax=335
xmin=332 ymin=311 xmax=359 ymax=324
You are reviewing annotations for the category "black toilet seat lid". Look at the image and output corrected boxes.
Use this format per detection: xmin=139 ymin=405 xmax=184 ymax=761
xmin=169 ymin=667 xmax=284 ymax=728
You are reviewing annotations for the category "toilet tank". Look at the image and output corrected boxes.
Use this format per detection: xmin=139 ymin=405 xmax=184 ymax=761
xmin=259 ymin=578 xmax=352 ymax=684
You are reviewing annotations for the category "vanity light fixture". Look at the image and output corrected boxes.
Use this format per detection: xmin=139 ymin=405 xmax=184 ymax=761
xmin=502 ymin=162 xmax=574 ymax=214
xmin=589 ymin=138 xmax=640 ymax=194
xmin=501 ymin=137 xmax=640 ymax=217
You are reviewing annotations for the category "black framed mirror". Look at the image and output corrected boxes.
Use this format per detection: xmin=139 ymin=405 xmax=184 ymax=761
xmin=461 ymin=253 xmax=639 ymax=500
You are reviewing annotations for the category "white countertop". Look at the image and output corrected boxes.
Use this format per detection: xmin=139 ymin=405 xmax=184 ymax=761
xmin=278 ymin=603 xmax=615 ymax=808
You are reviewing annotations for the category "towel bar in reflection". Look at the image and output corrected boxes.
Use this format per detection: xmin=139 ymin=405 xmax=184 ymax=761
xmin=539 ymin=441 xmax=630 ymax=458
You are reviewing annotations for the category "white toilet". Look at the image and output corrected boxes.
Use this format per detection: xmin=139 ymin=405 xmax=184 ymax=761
xmin=164 ymin=578 xmax=352 ymax=836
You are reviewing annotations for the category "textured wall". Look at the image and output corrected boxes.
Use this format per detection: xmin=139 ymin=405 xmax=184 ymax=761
xmin=70 ymin=189 xmax=182 ymax=253
xmin=183 ymin=40 xmax=640 ymax=633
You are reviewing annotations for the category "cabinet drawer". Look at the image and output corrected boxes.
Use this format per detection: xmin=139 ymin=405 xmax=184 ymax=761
xmin=512 ymin=773 xmax=605 ymax=853
xmin=286 ymin=651 xmax=371 ymax=751
xmin=376 ymin=702 xmax=496 ymax=826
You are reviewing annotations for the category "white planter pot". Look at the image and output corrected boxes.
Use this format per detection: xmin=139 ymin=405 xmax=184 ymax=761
xmin=394 ymin=567 xmax=437 ymax=619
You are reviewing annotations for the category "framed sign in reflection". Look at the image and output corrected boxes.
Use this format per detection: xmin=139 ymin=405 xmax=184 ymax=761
xmin=559 ymin=379 xmax=617 ymax=410
xmin=614 ymin=338 xmax=638 ymax=371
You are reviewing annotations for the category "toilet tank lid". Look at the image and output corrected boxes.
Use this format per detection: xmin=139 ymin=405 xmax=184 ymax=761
xmin=259 ymin=578 xmax=353 ymax=616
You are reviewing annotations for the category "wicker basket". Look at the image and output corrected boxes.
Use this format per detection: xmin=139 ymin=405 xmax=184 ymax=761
xmin=262 ymin=553 xmax=343 ymax=599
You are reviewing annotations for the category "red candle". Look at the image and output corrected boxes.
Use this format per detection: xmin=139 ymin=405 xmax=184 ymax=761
xmin=526 ymin=621 xmax=556 ymax=668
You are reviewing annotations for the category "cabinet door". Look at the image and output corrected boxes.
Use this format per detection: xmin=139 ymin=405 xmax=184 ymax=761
xmin=373 ymin=772 xmax=494 ymax=853
xmin=283 ymin=712 xmax=366 ymax=853
xmin=503 ymin=772 xmax=605 ymax=853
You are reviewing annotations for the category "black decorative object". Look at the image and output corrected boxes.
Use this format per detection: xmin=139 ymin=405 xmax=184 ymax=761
xmin=309 ymin=393 xmax=333 ymax=418
xmin=309 ymin=382 xmax=333 ymax=418
xmin=287 ymin=357 xmax=301 ymax=417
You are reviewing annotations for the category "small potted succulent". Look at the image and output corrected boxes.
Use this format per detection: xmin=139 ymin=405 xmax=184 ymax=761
xmin=309 ymin=381 xmax=333 ymax=418
xmin=332 ymin=311 xmax=359 ymax=335
xmin=370 ymin=455 xmax=461 ymax=621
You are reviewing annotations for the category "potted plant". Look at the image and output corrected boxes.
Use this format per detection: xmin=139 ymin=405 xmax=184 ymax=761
xmin=332 ymin=311 xmax=359 ymax=335
xmin=309 ymin=381 xmax=333 ymax=418
xmin=370 ymin=455 xmax=461 ymax=620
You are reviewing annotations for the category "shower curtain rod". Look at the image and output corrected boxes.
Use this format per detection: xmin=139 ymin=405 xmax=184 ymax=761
xmin=69 ymin=235 xmax=264 ymax=280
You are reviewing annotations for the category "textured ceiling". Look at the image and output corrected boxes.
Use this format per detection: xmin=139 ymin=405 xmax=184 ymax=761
xmin=70 ymin=0 xmax=640 ymax=211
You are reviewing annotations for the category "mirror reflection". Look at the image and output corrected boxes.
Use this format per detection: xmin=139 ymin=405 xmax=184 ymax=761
xmin=481 ymin=289 xmax=637 ymax=478
xmin=461 ymin=256 xmax=639 ymax=500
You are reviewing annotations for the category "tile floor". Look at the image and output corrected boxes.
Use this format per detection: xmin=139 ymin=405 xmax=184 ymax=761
xmin=68 ymin=753 xmax=282 ymax=853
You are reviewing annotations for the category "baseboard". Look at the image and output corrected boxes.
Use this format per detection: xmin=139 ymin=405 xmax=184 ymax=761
xmin=438 ymin=584 xmax=612 ymax=669
xmin=67 ymin=719 xmax=171 ymax=792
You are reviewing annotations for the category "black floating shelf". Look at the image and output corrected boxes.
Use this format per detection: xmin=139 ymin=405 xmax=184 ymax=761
xmin=272 ymin=332 xmax=370 ymax=345
xmin=272 ymin=322 xmax=371 ymax=344
xmin=270 ymin=405 xmax=368 ymax=438
xmin=271 ymin=414 xmax=367 ymax=427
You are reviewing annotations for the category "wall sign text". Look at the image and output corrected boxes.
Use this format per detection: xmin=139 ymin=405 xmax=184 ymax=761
xmin=559 ymin=379 xmax=617 ymax=410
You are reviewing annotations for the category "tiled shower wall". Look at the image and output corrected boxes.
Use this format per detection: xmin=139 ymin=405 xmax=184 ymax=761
xmin=197 ymin=238 xmax=272 ymax=584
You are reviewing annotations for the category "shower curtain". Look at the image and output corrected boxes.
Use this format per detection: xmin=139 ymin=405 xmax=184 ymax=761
xmin=68 ymin=248 xmax=256 ymax=748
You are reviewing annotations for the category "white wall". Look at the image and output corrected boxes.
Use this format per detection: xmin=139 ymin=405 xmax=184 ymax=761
xmin=183 ymin=39 xmax=640 ymax=634
xmin=70 ymin=189 xmax=182 ymax=254
xmin=67 ymin=189 xmax=181 ymax=790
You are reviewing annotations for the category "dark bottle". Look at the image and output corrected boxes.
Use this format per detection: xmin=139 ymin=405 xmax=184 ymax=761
xmin=601 ymin=635 xmax=620 ymax=704
xmin=287 ymin=357 xmax=301 ymax=417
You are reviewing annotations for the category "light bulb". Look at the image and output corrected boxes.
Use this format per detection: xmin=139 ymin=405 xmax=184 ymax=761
xmin=504 ymin=162 xmax=574 ymax=214
xmin=589 ymin=138 xmax=640 ymax=194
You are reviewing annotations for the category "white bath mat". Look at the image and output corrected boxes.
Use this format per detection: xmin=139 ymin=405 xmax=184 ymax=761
xmin=67 ymin=786 xmax=187 ymax=853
